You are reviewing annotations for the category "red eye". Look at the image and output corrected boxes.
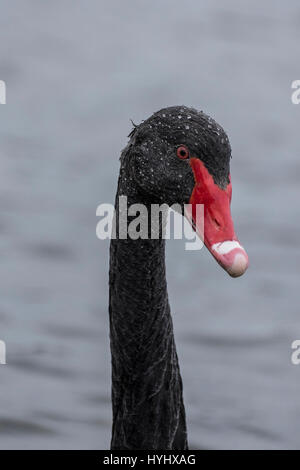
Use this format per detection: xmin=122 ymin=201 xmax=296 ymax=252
xmin=177 ymin=145 xmax=189 ymax=160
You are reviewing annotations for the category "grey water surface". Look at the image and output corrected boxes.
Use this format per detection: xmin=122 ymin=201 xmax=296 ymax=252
xmin=0 ymin=0 xmax=300 ymax=449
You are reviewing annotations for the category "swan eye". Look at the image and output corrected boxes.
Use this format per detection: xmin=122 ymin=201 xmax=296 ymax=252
xmin=176 ymin=145 xmax=189 ymax=160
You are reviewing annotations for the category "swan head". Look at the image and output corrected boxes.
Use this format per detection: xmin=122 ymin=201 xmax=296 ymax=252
xmin=124 ymin=105 xmax=248 ymax=278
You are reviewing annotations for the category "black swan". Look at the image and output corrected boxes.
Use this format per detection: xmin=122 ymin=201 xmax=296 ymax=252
xmin=109 ymin=105 xmax=248 ymax=450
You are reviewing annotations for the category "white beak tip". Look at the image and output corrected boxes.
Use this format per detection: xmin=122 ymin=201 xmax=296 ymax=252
xmin=227 ymin=253 xmax=249 ymax=277
xmin=211 ymin=241 xmax=249 ymax=278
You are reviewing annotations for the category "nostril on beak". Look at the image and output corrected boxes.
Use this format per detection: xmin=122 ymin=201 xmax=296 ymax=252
xmin=213 ymin=217 xmax=221 ymax=229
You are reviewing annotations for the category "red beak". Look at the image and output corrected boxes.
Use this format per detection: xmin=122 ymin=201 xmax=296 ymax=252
xmin=186 ymin=158 xmax=249 ymax=277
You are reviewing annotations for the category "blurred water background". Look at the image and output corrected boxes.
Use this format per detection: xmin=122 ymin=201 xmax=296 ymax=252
xmin=0 ymin=0 xmax=300 ymax=449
